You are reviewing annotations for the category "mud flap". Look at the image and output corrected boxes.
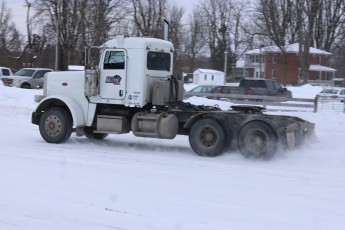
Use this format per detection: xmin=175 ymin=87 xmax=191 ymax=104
xmin=285 ymin=123 xmax=298 ymax=150
xmin=286 ymin=132 xmax=295 ymax=150
xmin=300 ymin=122 xmax=319 ymax=144
xmin=285 ymin=122 xmax=318 ymax=149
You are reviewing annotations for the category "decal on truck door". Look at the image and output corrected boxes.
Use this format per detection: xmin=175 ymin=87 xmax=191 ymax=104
xmin=105 ymin=75 xmax=122 ymax=85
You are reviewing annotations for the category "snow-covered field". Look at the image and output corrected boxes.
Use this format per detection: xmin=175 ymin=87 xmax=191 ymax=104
xmin=1 ymin=83 xmax=345 ymax=230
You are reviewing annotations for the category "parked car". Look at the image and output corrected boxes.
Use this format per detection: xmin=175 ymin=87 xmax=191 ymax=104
xmin=317 ymin=87 xmax=345 ymax=102
xmin=2 ymin=68 xmax=53 ymax=89
xmin=184 ymin=79 xmax=292 ymax=101
xmin=237 ymin=79 xmax=292 ymax=98
xmin=184 ymin=84 xmax=253 ymax=100
xmin=184 ymin=85 xmax=219 ymax=99
xmin=0 ymin=66 xmax=13 ymax=79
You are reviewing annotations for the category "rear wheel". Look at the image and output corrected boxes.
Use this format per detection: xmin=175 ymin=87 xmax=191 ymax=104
xmin=189 ymin=118 xmax=226 ymax=157
xmin=237 ymin=121 xmax=278 ymax=159
xmin=84 ymin=130 xmax=108 ymax=140
xmin=39 ymin=107 xmax=72 ymax=143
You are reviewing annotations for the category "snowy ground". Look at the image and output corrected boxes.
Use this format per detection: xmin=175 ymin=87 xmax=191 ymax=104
xmin=1 ymin=83 xmax=345 ymax=230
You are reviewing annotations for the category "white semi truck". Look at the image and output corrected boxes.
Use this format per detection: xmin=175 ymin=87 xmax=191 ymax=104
xmin=32 ymin=35 xmax=315 ymax=159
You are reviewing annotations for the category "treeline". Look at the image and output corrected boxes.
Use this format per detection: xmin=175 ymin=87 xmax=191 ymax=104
xmin=1 ymin=0 xmax=345 ymax=81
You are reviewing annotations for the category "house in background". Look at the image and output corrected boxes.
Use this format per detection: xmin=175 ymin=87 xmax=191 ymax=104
xmin=242 ymin=43 xmax=336 ymax=85
xmin=234 ymin=59 xmax=248 ymax=81
xmin=182 ymin=72 xmax=194 ymax=83
xmin=193 ymin=68 xmax=225 ymax=85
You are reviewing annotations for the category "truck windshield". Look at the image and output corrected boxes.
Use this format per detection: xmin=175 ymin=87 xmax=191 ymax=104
xmin=147 ymin=51 xmax=171 ymax=71
xmin=103 ymin=51 xmax=125 ymax=69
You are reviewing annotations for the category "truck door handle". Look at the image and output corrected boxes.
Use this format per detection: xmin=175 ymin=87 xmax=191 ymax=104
xmin=119 ymin=90 xmax=123 ymax=97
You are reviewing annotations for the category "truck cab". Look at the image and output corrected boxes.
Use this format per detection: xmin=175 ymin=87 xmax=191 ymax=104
xmin=84 ymin=35 xmax=175 ymax=107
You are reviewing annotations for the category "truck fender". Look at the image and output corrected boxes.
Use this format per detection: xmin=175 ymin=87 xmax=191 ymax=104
xmin=33 ymin=95 xmax=86 ymax=127
xmin=183 ymin=113 xmax=207 ymax=129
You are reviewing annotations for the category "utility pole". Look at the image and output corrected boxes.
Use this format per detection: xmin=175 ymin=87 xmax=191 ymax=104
xmin=55 ymin=2 xmax=59 ymax=71
xmin=224 ymin=51 xmax=227 ymax=84
xmin=55 ymin=23 xmax=59 ymax=71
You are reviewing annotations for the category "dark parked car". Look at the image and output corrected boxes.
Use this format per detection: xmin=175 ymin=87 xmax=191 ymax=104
xmin=184 ymin=79 xmax=292 ymax=100
xmin=239 ymin=79 xmax=292 ymax=98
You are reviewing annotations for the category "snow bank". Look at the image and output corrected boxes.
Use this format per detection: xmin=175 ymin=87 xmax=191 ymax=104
xmin=1 ymin=81 xmax=345 ymax=230
xmin=287 ymin=84 xmax=323 ymax=99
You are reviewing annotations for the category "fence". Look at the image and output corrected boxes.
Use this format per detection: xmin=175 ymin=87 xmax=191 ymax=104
xmin=314 ymin=96 xmax=345 ymax=113
xmin=184 ymin=93 xmax=345 ymax=113
xmin=307 ymin=80 xmax=334 ymax=87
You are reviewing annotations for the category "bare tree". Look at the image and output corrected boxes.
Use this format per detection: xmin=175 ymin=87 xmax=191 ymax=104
xmin=255 ymin=0 xmax=296 ymax=52
xmin=199 ymin=0 xmax=248 ymax=81
xmin=255 ymin=0 xmax=345 ymax=83
xmin=32 ymin=0 xmax=88 ymax=70
xmin=131 ymin=0 xmax=168 ymax=38
xmin=199 ymin=0 xmax=232 ymax=73
xmin=253 ymin=0 xmax=297 ymax=81
xmin=184 ymin=9 xmax=208 ymax=73
xmin=0 ymin=0 xmax=52 ymax=68
xmin=166 ymin=4 xmax=185 ymax=77
xmin=296 ymin=0 xmax=322 ymax=84
xmin=84 ymin=0 xmax=131 ymax=46
xmin=0 ymin=0 xmax=22 ymax=67
xmin=314 ymin=0 xmax=345 ymax=52
xmin=228 ymin=1 xmax=250 ymax=80
xmin=331 ymin=43 xmax=345 ymax=79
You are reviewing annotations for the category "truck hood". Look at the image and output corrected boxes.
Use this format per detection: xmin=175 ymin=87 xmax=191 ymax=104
xmin=47 ymin=71 xmax=84 ymax=78
xmin=45 ymin=71 xmax=85 ymax=95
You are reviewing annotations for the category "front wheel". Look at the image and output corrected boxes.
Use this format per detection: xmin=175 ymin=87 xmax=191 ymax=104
xmin=39 ymin=107 xmax=72 ymax=143
xmin=189 ymin=118 xmax=226 ymax=157
xmin=237 ymin=121 xmax=278 ymax=159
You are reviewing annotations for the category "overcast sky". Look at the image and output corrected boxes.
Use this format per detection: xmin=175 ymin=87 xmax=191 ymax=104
xmin=7 ymin=0 xmax=27 ymax=35
xmin=174 ymin=0 xmax=198 ymax=13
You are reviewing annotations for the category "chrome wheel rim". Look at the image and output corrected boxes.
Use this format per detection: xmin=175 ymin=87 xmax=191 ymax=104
xmin=245 ymin=129 xmax=268 ymax=155
xmin=198 ymin=127 xmax=217 ymax=147
xmin=44 ymin=115 xmax=62 ymax=137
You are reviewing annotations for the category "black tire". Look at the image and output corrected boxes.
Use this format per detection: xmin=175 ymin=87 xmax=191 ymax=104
xmin=84 ymin=130 xmax=108 ymax=140
xmin=237 ymin=121 xmax=278 ymax=159
xmin=189 ymin=118 xmax=226 ymax=157
xmin=21 ymin=83 xmax=31 ymax=89
xmin=39 ymin=107 xmax=73 ymax=143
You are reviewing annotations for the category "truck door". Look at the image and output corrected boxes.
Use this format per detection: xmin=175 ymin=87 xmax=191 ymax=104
xmin=99 ymin=49 xmax=127 ymax=100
